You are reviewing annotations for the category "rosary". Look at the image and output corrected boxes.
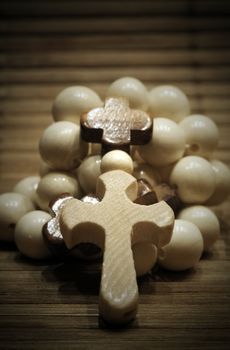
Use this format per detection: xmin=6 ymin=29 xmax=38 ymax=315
xmin=0 ymin=77 xmax=228 ymax=325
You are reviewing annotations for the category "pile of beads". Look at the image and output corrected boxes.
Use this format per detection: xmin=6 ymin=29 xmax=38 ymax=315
xmin=0 ymin=76 xmax=230 ymax=276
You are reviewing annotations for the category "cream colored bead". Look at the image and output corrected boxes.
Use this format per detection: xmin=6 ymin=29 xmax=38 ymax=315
xmin=101 ymin=150 xmax=133 ymax=174
xmin=39 ymin=121 xmax=88 ymax=171
xmin=178 ymin=206 xmax=220 ymax=251
xmin=13 ymin=176 xmax=40 ymax=206
xmin=0 ymin=193 xmax=35 ymax=242
xmin=36 ymin=172 xmax=81 ymax=211
xmin=77 ymin=155 xmax=102 ymax=194
xmin=106 ymin=77 xmax=149 ymax=111
xmin=133 ymin=162 xmax=161 ymax=188
xmin=132 ymin=242 xmax=157 ymax=277
xmin=149 ymin=85 xmax=190 ymax=122
xmin=158 ymin=219 xmax=203 ymax=271
xmin=138 ymin=118 xmax=186 ymax=167
xmin=206 ymin=160 xmax=230 ymax=205
xmin=179 ymin=114 xmax=219 ymax=158
xmin=52 ymin=86 xmax=103 ymax=124
xmin=15 ymin=210 xmax=52 ymax=259
xmin=170 ymin=156 xmax=215 ymax=204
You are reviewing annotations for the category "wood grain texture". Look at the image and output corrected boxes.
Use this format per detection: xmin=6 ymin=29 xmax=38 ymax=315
xmin=60 ymin=170 xmax=174 ymax=323
xmin=0 ymin=0 xmax=230 ymax=348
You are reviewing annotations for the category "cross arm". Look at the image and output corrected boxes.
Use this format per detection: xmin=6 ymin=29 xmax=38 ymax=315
xmin=80 ymin=111 xmax=104 ymax=143
xmin=60 ymin=198 xmax=105 ymax=250
xmin=131 ymin=201 xmax=174 ymax=248
xmin=130 ymin=109 xmax=153 ymax=145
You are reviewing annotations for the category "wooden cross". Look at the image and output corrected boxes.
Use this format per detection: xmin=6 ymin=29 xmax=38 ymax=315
xmin=59 ymin=170 xmax=174 ymax=324
xmin=80 ymin=97 xmax=153 ymax=154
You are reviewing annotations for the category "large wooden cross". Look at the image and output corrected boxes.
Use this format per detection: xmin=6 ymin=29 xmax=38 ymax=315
xmin=59 ymin=170 xmax=174 ymax=324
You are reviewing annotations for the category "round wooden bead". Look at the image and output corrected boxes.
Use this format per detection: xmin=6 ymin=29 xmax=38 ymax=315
xmin=15 ymin=210 xmax=52 ymax=259
xmin=158 ymin=219 xmax=203 ymax=271
xmin=0 ymin=193 xmax=35 ymax=242
xmin=106 ymin=77 xmax=149 ymax=111
xmin=77 ymin=155 xmax=102 ymax=194
xmin=132 ymin=242 xmax=157 ymax=277
xmin=170 ymin=156 xmax=216 ymax=203
xmin=179 ymin=114 xmax=219 ymax=158
xmin=138 ymin=118 xmax=186 ymax=167
xmin=52 ymin=86 xmax=103 ymax=124
xmin=100 ymin=150 xmax=133 ymax=174
xmin=149 ymin=85 xmax=190 ymax=122
xmin=39 ymin=121 xmax=88 ymax=171
xmin=133 ymin=162 xmax=161 ymax=188
xmin=13 ymin=176 xmax=40 ymax=206
xmin=178 ymin=206 xmax=220 ymax=251
xmin=206 ymin=160 xmax=230 ymax=205
xmin=36 ymin=172 xmax=81 ymax=211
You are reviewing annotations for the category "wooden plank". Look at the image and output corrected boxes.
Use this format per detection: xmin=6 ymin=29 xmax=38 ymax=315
xmin=0 ymin=261 xmax=229 ymax=292
xmin=0 ymin=340 xmax=228 ymax=350
xmin=0 ymin=323 xmax=229 ymax=342
xmin=1 ymin=50 xmax=230 ymax=68
xmin=1 ymin=0 xmax=230 ymax=17
xmin=194 ymin=0 xmax=230 ymax=14
xmin=1 ymin=67 xmax=230 ymax=84
xmin=0 ymin=341 xmax=228 ymax=350
xmin=1 ymin=32 xmax=230 ymax=52
xmin=0 ymin=34 xmax=193 ymax=51
xmin=1 ymin=17 xmax=230 ymax=34
xmin=0 ymin=1 xmax=194 ymax=17
xmin=0 ymin=303 xmax=229 ymax=329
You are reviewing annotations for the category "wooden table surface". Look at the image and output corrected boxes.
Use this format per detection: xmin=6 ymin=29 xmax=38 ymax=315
xmin=0 ymin=1 xmax=230 ymax=349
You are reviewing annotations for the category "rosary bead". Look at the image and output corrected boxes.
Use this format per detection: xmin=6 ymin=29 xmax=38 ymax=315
xmin=179 ymin=114 xmax=219 ymax=158
xmin=106 ymin=77 xmax=149 ymax=111
xmin=39 ymin=121 xmax=88 ymax=171
xmin=0 ymin=193 xmax=35 ymax=242
xmin=206 ymin=160 xmax=230 ymax=205
xmin=15 ymin=210 xmax=52 ymax=259
xmin=149 ymin=85 xmax=190 ymax=122
xmin=158 ymin=219 xmax=203 ymax=271
xmin=100 ymin=150 xmax=133 ymax=174
xmin=13 ymin=176 xmax=40 ymax=206
xmin=36 ymin=172 xmax=81 ymax=211
xmin=178 ymin=206 xmax=220 ymax=251
xmin=138 ymin=118 xmax=185 ymax=167
xmin=77 ymin=155 xmax=102 ymax=194
xmin=170 ymin=156 xmax=215 ymax=204
xmin=52 ymin=86 xmax=102 ymax=124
